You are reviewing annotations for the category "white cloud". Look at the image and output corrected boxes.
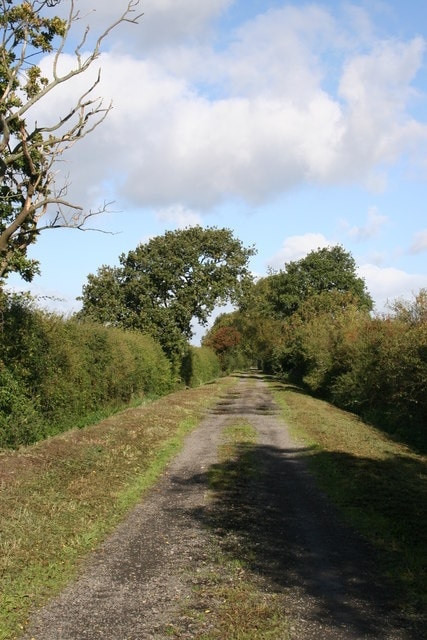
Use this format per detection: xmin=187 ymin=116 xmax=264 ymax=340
xmin=410 ymin=229 xmax=427 ymax=254
xmin=155 ymin=205 xmax=202 ymax=228
xmin=347 ymin=207 xmax=388 ymax=241
xmin=139 ymin=0 xmax=233 ymax=50
xmin=337 ymin=37 xmax=427 ymax=180
xmin=221 ymin=5 xmax=336 ymax=101
xmin=69 ymin=0 xmax=233 ymax=53
xmin=30 ymin=4 xmax=427 ymax=216
xmin=358 ymin=263 xmax=427 ymax=312
xmin=268 ymin=233 xmax=331 ymax=269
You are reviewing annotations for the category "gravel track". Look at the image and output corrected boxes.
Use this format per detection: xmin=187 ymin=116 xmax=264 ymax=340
xmin=22 ymin=374 xmax=420 ymax=639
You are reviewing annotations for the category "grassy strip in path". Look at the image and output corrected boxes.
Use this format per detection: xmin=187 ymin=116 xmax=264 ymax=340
xmin=166 ymin=419 xmax=290 ymax=639
xmin=269 ymin=379 xmax=427 ymax=620
xmin=0 ymin=377 xmax=235 ymax=640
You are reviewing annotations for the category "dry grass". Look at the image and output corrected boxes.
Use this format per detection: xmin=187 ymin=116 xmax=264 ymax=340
xmin=0 ymin=377 xmax=235 ymax=640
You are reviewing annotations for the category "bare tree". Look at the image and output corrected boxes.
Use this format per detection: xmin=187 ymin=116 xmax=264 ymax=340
xmin=0 ymin=0 xmax=142 ymax=282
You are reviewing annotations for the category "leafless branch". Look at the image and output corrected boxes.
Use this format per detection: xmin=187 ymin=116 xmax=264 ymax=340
xmin=0 ymin=0 xmax=142 ymax=281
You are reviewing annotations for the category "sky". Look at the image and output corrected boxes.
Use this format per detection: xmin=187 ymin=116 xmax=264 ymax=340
xmin=7 ymin=0 xmax=427 ymax=341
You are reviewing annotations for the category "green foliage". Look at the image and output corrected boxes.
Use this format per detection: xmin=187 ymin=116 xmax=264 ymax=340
xmin=78 ymin=226 xmax=256 ymax=364
xmin=0 ymin=293 xmax=174 ymax=448
xmin=270 ymin=290 xmax=427 ymax=451
xmin=267 ymin=245 xmax=373 ymax=318
xmin=222 ymin=247 xmax=372 ymax=375
xmin=329 ymin=317 xmax=427 ymax=448
xmin=201 ymin=244 xmax=425 ymax=450
xmin=273 ymin=291 xmax=367 ymax=387
xmin=0 ymin=363 xmax=45 ymax=447
xmin=180 ymin=345 xmax=222 ymax=388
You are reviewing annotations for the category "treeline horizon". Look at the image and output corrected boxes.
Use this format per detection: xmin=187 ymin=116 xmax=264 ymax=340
xmin=1 ymin=229 xmax=425 ymax=453
xmin=203 ymin=245 xmax=426 ymax=453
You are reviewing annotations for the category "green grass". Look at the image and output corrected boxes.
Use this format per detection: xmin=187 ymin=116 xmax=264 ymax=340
xmin=166 ymin=560 xmax=289 ymax=639
xmin=269 ymin=379 xmax=427 ymax=618
xmin=208 ymin=420 xmax=259 ymax=493
xmin=0 ymin=377 xmax=235 ymax=640
xmin=166 ymin=418 xmax=290 ymax=640
xmin=5 ymin=373 xmax=423 ymax=638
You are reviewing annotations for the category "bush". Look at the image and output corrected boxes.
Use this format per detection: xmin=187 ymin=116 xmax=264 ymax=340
xmin=0 ymin=365 xmax=45 ymax=448
xmin=180 ymin=346 xmax=222 ymax=387
xmin=273 ymin=290 xmax=426 ymax=451
xmin=0 ymin=294 xmax=174 ymax=448
xmin=331 ymin=318 xmax=427 ymax=449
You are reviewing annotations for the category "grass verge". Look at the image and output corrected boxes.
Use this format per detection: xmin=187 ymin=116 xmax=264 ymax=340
xmin=166 ymin=419 xmax=290 ymax=639
xmin=0 ymin=377 xmax=235 ymax=640
xmin=269 ymin=379 xmax=426 ymax=619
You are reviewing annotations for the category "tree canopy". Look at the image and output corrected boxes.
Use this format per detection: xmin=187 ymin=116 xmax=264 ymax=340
xmin=0 ymin=0 xmax=142 ymax=283
xmin=77 ymin=226 xmax=256 ymax=363
xmin=201 ymin=245 xmax=374 ymax=373
xmin=265 ymin=245 xmax=373 ymax=318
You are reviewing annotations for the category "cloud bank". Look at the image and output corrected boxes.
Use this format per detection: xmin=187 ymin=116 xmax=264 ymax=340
xmin=31 ymin=1 xmax=427 ymax=216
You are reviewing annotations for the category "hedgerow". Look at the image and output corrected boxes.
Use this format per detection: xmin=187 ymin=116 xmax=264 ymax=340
xmin=0 ymin=294 xmax=174 ymax=448
xmin=272 ymin=291 xmax=427 ymax=452
xmin=180 ymin=345 xmax=222 ymax=387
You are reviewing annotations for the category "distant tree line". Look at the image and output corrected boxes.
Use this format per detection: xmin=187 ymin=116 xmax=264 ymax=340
xmin=1 ymin=228 xmax=425 ymax=453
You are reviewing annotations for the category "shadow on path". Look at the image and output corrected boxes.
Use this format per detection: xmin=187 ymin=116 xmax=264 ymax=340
xmin=168 ymin=439 xmax=424 ymax=639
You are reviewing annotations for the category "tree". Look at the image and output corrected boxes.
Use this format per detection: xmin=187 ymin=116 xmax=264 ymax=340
xmin=77 ymin=226 xmax=256 ymax=363
xmin=204 ymin=325 xmax=241 ymax=355
xmin=0 ymin=0 xmax=142 ymax=282
xmin=387 ymin=288 xmax=427 ymax=325
xmin=267 ymin=245 xmax=373 ymax=318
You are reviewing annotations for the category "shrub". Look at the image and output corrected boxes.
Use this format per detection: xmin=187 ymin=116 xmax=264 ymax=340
xmin=180 ymin=346 xmax=221 ymax=387
xmin=0 ymin=364 xmax=45 ymax=448
xmin=272 ymin=290 xmax=426 ymax=451
xmin=0 ymin=294 xmax=174 ymax=448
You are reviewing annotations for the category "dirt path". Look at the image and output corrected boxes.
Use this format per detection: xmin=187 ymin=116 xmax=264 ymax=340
xmin=22 ymin=374 xmax=418 ymax=639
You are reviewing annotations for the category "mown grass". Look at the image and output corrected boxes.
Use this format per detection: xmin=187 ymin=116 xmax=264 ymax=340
xmin=269 ymin=380 xmax=427 ymax=618
xmin=165 ymin=419 xmax=290 ymax=639
xmin=0 ymin=377 xmax=235 ymax=640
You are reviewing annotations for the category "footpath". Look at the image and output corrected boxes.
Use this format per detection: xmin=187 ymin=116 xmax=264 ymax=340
xmin=22 ymin=374 xmax=418 ymax=639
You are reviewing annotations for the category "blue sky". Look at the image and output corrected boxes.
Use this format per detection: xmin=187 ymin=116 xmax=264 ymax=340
xmin=7 ymin=0 xmax=427 ymax=340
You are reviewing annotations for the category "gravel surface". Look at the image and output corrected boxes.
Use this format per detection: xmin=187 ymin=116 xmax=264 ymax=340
xmin=22 ymin=374 xmax=421 ymax=639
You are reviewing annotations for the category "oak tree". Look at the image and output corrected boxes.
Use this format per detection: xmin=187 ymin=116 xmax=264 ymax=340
xmin=266 ymin=245 xmax=373 ymax=318
xmin=77 ymin=226 xmax=256 ymax=363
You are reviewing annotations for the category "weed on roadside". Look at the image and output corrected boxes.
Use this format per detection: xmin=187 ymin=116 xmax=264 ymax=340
xmin=0 ymin=378 xmax=235 ymax=640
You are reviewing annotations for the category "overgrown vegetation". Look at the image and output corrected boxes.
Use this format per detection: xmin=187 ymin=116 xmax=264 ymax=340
xmin=270 ymin=379 xmax=427 ymax=617
xmin=180 ymin=345 xmax=222 ymax=388
xmin=0 ymin=292 xmax=193 ymax=449
xmin=0 ymin=376 xmax=235 ymax=640
xmin=205 ymin=247 xmax=427 ymax=452
xmin=272 ymin=291 xmax=427 ymax=451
